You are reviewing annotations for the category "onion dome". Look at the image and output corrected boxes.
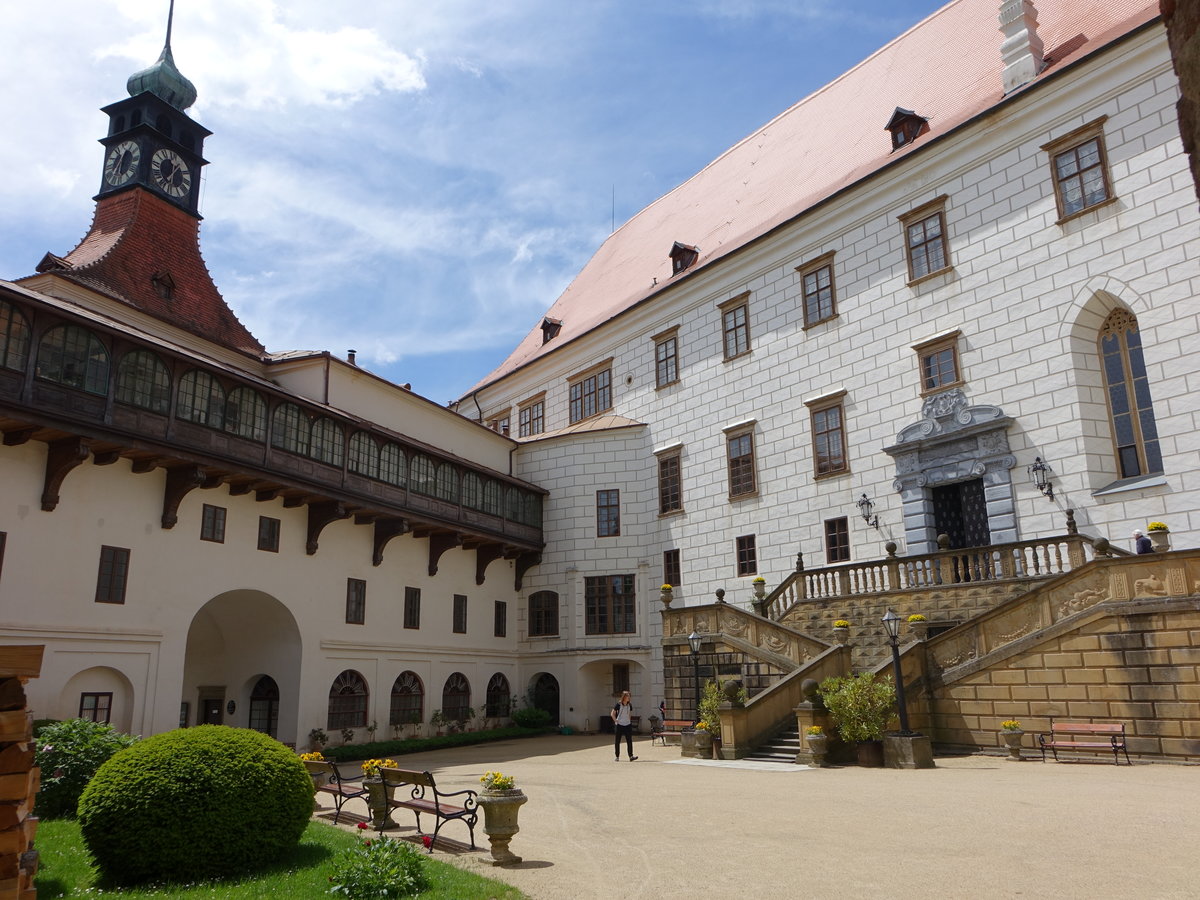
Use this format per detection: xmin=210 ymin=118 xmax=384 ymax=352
xmin=126 ymin=4 xmax=197 ymax=110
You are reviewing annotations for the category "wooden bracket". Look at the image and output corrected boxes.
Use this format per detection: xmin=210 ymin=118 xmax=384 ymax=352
xmin=162 ymin=465 xmax=204 ymax=528
xmin=92 ymin=450 xmax=122 ymax=466
xmin=428 ymin=532 xmax=463 ymax=577
xmin=227 ymin=482 xmax=253 ymax=496
xmin=3 ymin=428 xmax=34 ymax=447
xmin=131 ymin=458 xmax=159 ymax=474
xmin=283 ymin=494 xmax=307 ymax=509
xmin=255 ymin=488 xmax=281 ymax=503
xmin=41 ymin=437 xmax=89 ymax=511
xmin=475 ymin=544 xmax=505 ymax=586
xmin=372 ymin=518 xmax=410 ymax=566
xmin=306 ymin=501 xmax=349 ymax=555
xmin=514 ymin=551 xmax=542 ymax=591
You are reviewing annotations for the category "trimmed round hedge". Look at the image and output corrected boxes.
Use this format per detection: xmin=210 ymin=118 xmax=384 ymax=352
xmin=77 ymin=725 xmax=313 ymax=886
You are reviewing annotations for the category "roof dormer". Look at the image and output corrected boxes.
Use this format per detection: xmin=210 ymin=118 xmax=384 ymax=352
xmin=669 ymin=241 xmax=699 ymax=276
xmin=541 ymin=317 xmax=562 ymax=344
xmin=885 ymin=108 xmax=928 ymax=151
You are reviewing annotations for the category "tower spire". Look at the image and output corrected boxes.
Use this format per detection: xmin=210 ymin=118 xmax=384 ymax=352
xmin=126 ymin=0 xmax=197 ymax=110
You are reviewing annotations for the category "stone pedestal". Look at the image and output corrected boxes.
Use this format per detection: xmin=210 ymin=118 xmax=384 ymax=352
xmin=1002 ymin=730 xmax=1025 ymax=761
xmin=883 ymin=733 xmax=936 ymax=769
xmin=478 ymin=789 xmax=528 ymax=866
xmin=364 ymin=777 xmax=397 ymax=830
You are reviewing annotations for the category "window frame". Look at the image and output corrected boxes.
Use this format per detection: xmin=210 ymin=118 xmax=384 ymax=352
xmin=79 ymin=692 xmax=113 ymax=724
xmin=257 ymin=516 xmax=280 ymax=553
xmin=584 ymin=574 xmax=636 ymax=635
xmin=518 ymin=394 xmax=545 ymax=437
xmin=200 ymin=504 xmax=227 ymax=543
xmin=403 ymin=586 xmax=421 ymax=629
xmin=913 ymin=330 xmax=964 ymax=395
xmin=0 ymin=300 xmax=31 ymax=373
xmin=494 ymin=600 xmax=507 ymax=638
xmin=825 ymin=517 xmax=851 ymax=563
xmin=723 ymin=422 xmax=758 ymax=499
xmin=1041 ymin=117 xmax=1115 ymax=223
xmin=346 ymin=578 xmax=366 ymax=625
xmin=718 ymin=293 xmax=751 ymax=361
xmin=389 ymin=671 xmax=424 ymax=727
xmin=613 ymin=663 xmax=630 ymax=696
xmin=798 ymin=252 xmax=838 ymax=328
xmin=898 ymin=195 xmax=951 ymax=285
xmin=596 ymin=489 xmax=621 ymax=537
xmin=656 ymin=447 xmax=683 ymax=516
xmin=652 ymin=326 xmax=680 ymax=389
xmin=663 ymin=548 xmax=681 ymax=588
xmin=115 ymin=350 xmax=171 ymax=414
xmin=805 ymin=391 xmax=849 ymax=479
xmin=568 ymin=360 xmax=614 ymax=424
xmin=1099 ymin=308 xmax=1162 ymax=480
xmin=327 ymin=670 xmax=369 ymax=731
xmin=735 ymin=534 xmax=758 ymax=577
xmin=453 ymin=593 xmax=468 ymax=634
xmin=528 ymin=590 xmax=559 ymax=637
xmin=95 ymin=545 xmax=130 ymax=605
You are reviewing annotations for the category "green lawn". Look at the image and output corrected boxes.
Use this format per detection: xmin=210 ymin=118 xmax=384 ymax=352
xmin=35 ymin=819 xmax=527 ymax=899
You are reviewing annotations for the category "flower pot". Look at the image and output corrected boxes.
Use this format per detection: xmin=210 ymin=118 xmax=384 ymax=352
xmin=660 ymin=588 xmax=673 ymax=609
xmin=855 ymin=740 xmax=884 ymax=767
xmin=363 ymin=776 xmax=397 ymax=830
xmin=833 ymin=626 xmax=850 ymax=645
xmin=680 ymin=731 xmax=697 ymax=758
xmin=806 ymin=734 xmax=828 ymax=768
xmin=694 ymin=730 xmax=714 ymax=759
xmin=478 ymin=788 xmax=528 ymax=866
xmin=1002 ymin=729 xmax=1025 ymax=762
xmin=1149 ymin=530 xmax=1170 ymax=552
xmin=909 ymin=622 xmax=929 ymax=641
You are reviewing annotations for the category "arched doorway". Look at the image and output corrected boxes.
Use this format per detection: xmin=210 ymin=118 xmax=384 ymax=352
xmin=248 ymin=675 xmax=280 ymax=738
xmin=530 ymin=672 xmax=559 ymax=726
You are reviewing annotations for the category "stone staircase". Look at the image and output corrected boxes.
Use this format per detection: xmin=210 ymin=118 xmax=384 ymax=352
xmin=742 ymin=726 xmax=800 ymax=764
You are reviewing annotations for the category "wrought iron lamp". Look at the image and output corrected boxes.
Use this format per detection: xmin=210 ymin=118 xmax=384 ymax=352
xmin=1028 ymin=456 xmax=1054 ymax=501
xmin=856 ymin=493 xmax=880 ymax=529
xmin=880 ymin=608 xmax=914 ymax=735
xmin=687 ymin=630 xmax=703 ymax=726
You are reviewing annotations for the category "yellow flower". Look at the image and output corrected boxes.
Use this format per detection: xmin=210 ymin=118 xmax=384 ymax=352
xmin=299 ymin=751 xmax=326 ymax=762
xmin=833 ymin=620 xmax=851 ymax=628
xmin=806 ymin=725 xmax=823 ymax=736
xmin=1147 ymin=522 xmax=1168 ymax=532
xmin=361 ymin=757 xmax=398 ymax=776
xmin=1001 ymin=720 xmax=1022 ymax=731
xmin=907 ymin=614 xmax=927 ymax=622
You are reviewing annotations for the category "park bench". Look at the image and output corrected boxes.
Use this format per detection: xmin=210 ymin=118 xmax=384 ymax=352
xmin=651 ymin=719 xmax=693 ymax=746
xmin=1039 ymin=721 xmax=1130 ymax=765
xmin=307 ymin=761 xmax=368 ymax=824
xmin=379 ymin=767 xmax=478 ymax=851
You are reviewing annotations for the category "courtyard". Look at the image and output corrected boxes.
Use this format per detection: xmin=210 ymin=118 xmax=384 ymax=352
xmin=320 ymin=733 xmax=1199 ymax=899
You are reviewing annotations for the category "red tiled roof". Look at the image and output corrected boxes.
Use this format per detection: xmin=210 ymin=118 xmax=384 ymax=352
xmin=22 ymin=188 xmax=264 ymax=355
xmin=467 ymin=0 xmax=1159 ymax=394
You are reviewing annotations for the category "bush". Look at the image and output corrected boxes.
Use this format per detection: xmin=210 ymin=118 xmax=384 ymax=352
xmin=329 ymin=831 xmax=428 ymax=898
xmin=819 ymin=672 xmax=896 ymax=743
xmin=34 ymin=719 xmax=138 ymax=819
xmin=77 ymin=725 xmax=313 ymax=886
xmin=510 ymin=706 xmax=551 ymax=728
xmin=323 ymin=724 xmax=547 ymax=762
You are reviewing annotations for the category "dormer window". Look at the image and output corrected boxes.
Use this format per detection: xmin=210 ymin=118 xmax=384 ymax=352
xmin=151 ymin=271 xmax=176 ymax=301
xmin=541 ymin=317 xmax=562 ymax=344
xmin=885 ymin=107 xmax=928 ymax=151
xmin=669 ymin=242 xmax=699 ymax=276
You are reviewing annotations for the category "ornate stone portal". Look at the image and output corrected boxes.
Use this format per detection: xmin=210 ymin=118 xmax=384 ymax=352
xmin=884 ymin=389 xmax=1017 ymax=553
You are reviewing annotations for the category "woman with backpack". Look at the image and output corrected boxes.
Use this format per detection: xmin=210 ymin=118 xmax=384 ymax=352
xmin=612 ymin=690 xmax=638 ymax=761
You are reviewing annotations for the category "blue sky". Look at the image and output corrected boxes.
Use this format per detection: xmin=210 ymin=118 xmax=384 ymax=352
xmin=0 ymin=0 xmax=940 ymax=405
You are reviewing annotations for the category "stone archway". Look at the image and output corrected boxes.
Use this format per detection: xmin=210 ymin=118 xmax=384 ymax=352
xmin=183 ymin=590 xmax=302 ymax=744
xmin=529 ymin=672 xmax=559 ymax=726
xmin=59 ymin=666 xmax=135 ymax=733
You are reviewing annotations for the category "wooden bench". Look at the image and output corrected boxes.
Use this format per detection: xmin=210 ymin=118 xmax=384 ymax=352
xmin=651 ymin=719 xmax=693 ymax=746
xmin=1039 ymin=721 xmax=1130 ymax=765
xmin=379 ymin=767 xmax=478 ymax=851
xmin=306 ymin=761 xmax=368 ymax=824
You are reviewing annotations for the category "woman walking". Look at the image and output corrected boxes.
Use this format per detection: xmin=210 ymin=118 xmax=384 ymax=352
xmin=612 ymin=690 xmax=638 ymax=761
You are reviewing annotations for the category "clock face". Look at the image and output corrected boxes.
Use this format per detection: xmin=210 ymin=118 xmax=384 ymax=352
xmin=150 ymin=148 xmax=192 ymax=198
xmin=103 ymin=140 xmax=141 ymax=187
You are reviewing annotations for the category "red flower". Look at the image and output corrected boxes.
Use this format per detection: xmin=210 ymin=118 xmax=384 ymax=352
xmin=356 ymin=822 xmax=368 ymax=830
xmin=422 ymin=835 xmax=432 ymax=849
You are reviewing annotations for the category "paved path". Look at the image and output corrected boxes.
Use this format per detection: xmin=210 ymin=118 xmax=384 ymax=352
xmin=320 ymin=734 xmax=1200 ymax=899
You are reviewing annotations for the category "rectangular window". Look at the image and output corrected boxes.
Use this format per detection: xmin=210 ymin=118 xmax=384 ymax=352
xmin=79 ymin=692 xmax=113 ymax=724
xmin=799 ymin=253 xmax=837 ymax=327
xmin=720 ymin=294 xmax=751 ymax=360
xmin=725 ymin=427 xmax=757 ymax=498
xmin=404 ymin=586 xmax=421 ymax=629
xmin=914 ymin=331 xmax=963 ymax=393
xmin=95 ymin=546 xmax=130 ymax=604
xmin=657 ymin=450 xmax=682 ymax=515
xmin=494 ymin=600 xmax=507 ymax=638
xmin=585 ymin=574 xmax=636 ymax=635
xmin=518 ymin=397 xmax=545 ymax=437
xmin=346 ymin=578 xmax=366 ymax=625
xmin=528 ymin=591 xmax=559 ymax=637
xmin=569 ymin=363 xmax=613 ymax=423
xmin=453 ymin=594 xmax=468 ymax=634
xmin=200 ymin=504 xmax=226 ymax=543
xmin=825 ymin=517 xmax=850 ymax=563
xmin=899 ymin=196 xmax=950 ymax=283
xmin=736 ymin=535 xmax=758 ymax=576
xmin=1043 ymin=118 xmax=1113 ymax=220
xmin=653 ymin=328 xmax=679 ymax=388
xmin=663 ymin=549 xmax=681 ymax=588
xmin=596 ymin=489 xmax=621 ymax=537
xmin=613 ymin=663 xmax=630 ymax=695
xmin=806 ymin=393 xmax=848 ymax=478
xmin=488 ymin=416 xmax=510 ymax=436
xmin=257 ymin=516 xmax=280 ymax=552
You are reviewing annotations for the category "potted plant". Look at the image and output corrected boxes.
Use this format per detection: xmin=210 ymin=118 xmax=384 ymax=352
xmin=907 ymin=613 xmax=928 ymax=640
xmin=299 ymin=750 xmax=329 ymax=794
xmin=340 ymin=726 xmax=355 ymax=746
xmin=751 ymin=576 xmax=768 ymax=613
xmin=361 ymin=757 xmax=400 ymax=830
xmin=1148 ymin=521 xmax=1170 ymax=552
xmin=477 ymin=771 xmax=528 ymax=866
xmin=692 ymin=721 xmax=714 ymax=758
xmin=308 ymin=727 xmax=328 ymax=752
xmin=832 ymin=619 xmax=851 ymax=644
xmin=805 ymin=725 xmax=828 ymax=768
xmin=819 ymin=672 xmax=896 ymax=767
xmin=1000 ymin=719 xmax=1024 ymax=761
xmin=698 ymin=680 xmax=723 ymax=758
xmin=660 ymin=584 xmax=674 ymax=609
xmin=430 ymin=709 xmax=448 ymax=736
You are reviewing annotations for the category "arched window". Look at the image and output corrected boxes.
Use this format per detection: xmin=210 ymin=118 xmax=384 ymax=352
xmin=528 ymin=591 xmax=559 ymax=637
xmin=441 ymin=672 xmax=471 ymax=723
xmin=248 ymin=675 xmax=279 ymax=738
xmin=115 ymin=350 xmax=171 ymax=413
xmin=271 ymin=403 xmax=310 ymax=455
xmin=0 ymin=301 xmax=31 ymax=372
xmin=434 ymin=463 xmax=458 ymax=502
xmin=379 ymin=443 xmax=406 ymax=486
xmin=36 ymin=324 xmax=109 ymax=394
xmin=225 ymin=387 xmax=267 ymax=441
xmin=310 ymin=418 xmax=345 ymax=466
xmin=1100 ymin=309 xmax=1162 ymax=479
xmin=327 ymin=669 xmax=369 ymax=730
xmin=483 ymin=480 xmax=503 ymax=517
xmin=389 ymin=671 xmax=424 ymax=727
xmin=485 ymin=673 xmax=511 ymax=718
xmin=176 ymin=370 xmax=225 ymax=428
xmin=348 ymin=432 xmax=380 ymax=479
xmin=410 ymin=454 xmax=435 ymax=495
xmin=462 ymin=473 xmax=483 ymax=510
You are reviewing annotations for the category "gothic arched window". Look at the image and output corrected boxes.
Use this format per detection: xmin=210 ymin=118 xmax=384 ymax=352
xmin=1099 ymin=309 xmax=1162 ymax=479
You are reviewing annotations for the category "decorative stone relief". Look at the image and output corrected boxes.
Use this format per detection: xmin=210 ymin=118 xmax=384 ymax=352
xmin=722 ymin=613 xmax=748 ymax=636
xmin=932 ymin=631 xmax=978 ymax=671
xmin=760 ymin=633 xmax=788 ymax=654
xmin=1167 ymin=567 xmax=1186 ymax=596
xmin=992 ymin=606 xmax=1042 ymax=645
xmin=1133 ymin=573 xmax=1167 ymax=598
xmin=694 ymin=615 xmax=711 ymax=633
xmin=1059 ymin=575 xmax=1110 ymax=617
xmin=1111 ymin=572 xmax=1130 ymax=600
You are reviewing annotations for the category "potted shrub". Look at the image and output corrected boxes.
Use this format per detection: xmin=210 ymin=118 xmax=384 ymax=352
xmin=477 ymin=771 xmax=528 ymax=866
xmin=819 ymin=672 xmax=896 ymax=767
xmin=1148 ymin=521 xmax=1170 ymax=552
xmin=430 ymin=709 xmax=448 ymax=736
xmin=698 ymin=680 xmax=723 ymax=757
xmin=308 ymin=727 xmax=328 ymax=752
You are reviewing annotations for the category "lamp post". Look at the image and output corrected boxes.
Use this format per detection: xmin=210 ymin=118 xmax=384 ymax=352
xmin=880 ymin=609 xmax=913 ymax=735
xmin=687 ymin=630 xmax=702 ymax=726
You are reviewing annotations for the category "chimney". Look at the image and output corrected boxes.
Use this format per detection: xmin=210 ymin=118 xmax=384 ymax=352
xmin=998 ymin=0 xmax=1045 ymax=94
xmin=347 ymin=349 xmax=357 ymax=365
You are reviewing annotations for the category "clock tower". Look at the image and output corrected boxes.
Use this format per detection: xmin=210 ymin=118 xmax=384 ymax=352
xmin=96 ymin=3 xmax=209 ymax=217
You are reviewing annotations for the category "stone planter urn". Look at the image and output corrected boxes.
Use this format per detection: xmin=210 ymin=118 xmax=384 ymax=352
xmin=477 ymin=788 xmax=528 ymax=866
xmin=1149 ymin=529 xmax=1171 ymax=552
xmin=832 ymin=626 xmax=850 ymax=645
xmin=363 ymin=776 xmax=397 ymax=830
xmin=694 ymin=729 xmax=714 ymax=759
xmin=806 ymin=734 xmax=828 ymax=768
xmin=303 ymin=760 xmax=329 ymax=811
xmin=909 ymin=621 xmax=929 ymax=641
xmin=1002 ymin=729 xmax=1025 ymax=762
xmin=680 ymin=730 xmax=697 ymax=758
xmin=660 ymin=587 xmax=673 ymax=609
